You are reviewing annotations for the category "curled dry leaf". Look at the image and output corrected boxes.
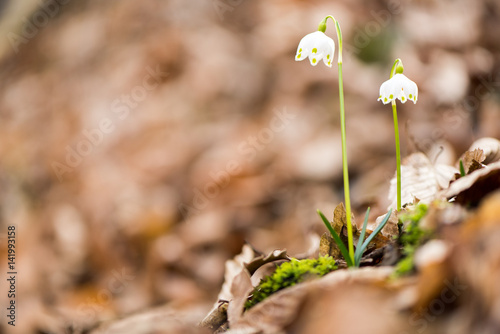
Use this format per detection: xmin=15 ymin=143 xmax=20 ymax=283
xmin=388 ymin=153 xmax=457 ymax=209
xmin=459 ymin=148 xmax=486 ymax=175
xmin=319 ymin=232 xmax=340 ymax=259
xmin=333 ymin=202 xmax=356 ymax=235
xmin=227 ymin=270 xmax=253 ymax=325
xmin=218 ymin=245 xmax=256 ymax=304
xmin=441 ymin=161 xmax=500 ymax=207
xmin=244 ymin=249 xmax=290 ymax=276
xmin=288 ymin=281 xmax=408 ymax=334
xmin=372 ymin=209 xmax=399 ymax=239
xmin=228 ymin=267 xmax=394 ymax=334
xmin=200 ymin=245 xmax=290 ymax=331
xmin=467 ymin=137 xmax=500 ymax=164
xmin=455 ymin=137 xmax=500 ymax=177
xmin=200 ymin=245 xmax=255 ymax=330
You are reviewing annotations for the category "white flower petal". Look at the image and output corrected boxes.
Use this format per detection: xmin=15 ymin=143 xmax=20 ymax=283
xmin=378 ymin=78 xmax=397 ymax=104
xmin=378 ymin=73 xmax=418 ymax=105
xmin=295 ymin=32 xmax=316 ymax=61
xmin=295 ymin=31 xmax=335 ymax=68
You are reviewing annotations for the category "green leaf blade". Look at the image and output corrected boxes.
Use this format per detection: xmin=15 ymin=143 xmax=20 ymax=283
xmin=317 ymin=210 xmax=353 ymax=267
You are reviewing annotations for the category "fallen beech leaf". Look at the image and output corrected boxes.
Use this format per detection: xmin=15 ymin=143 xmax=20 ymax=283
xmin=333 ymin=202 xmax=356 ymax=235
xmin=227 ymin=270 xmax=253 ymax=325
xmin=218 ymin=245 xmax=255 ymax=303
xmin=201 ymin=246 xmax=290 ymax=331
xmin=388 ymin=153 xmax=456 ymax=209
xmin=200 ymin=245 xmax=255 ymax=330
xmin=228 ymin=267 xmax=394 ymax=334
xmin=467 ymin=137 xmax=500 ymax=164
xmin=318 ymin=203 xmax=357 ymax=263
xmin=441 ymin=161 xmax=500 ymax=206
xmin=435 ymin=164 xmax=458 ymax=189
xmin=244 ymin=249 xmax=289 ymax=276
xmin=460 ymin=148 xmax=486 ymax=175
xmin=373 ymin=209 xmax=399 ymax=239
xmin=319 ymin=232 xmax=340 ymax=259
xmin=288 ymin=281 xmax=407 ymax=334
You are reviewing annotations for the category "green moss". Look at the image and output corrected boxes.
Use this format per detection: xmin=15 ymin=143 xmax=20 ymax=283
xmin=245 ymin=256 xmax=337 ymax=309
xmin=394 ymin=203 xmax=431 ymax=277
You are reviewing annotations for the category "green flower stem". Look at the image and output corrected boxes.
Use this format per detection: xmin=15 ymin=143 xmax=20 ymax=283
xmin=392 ymin=101 xmax=401 ymax=211
xmin=390 ymin=58 xmax=402 ymax=211
xmin=338 ymin=62 xmax=354 ymax=262
xmin=320 ymin=15 xmax=353 ymax=263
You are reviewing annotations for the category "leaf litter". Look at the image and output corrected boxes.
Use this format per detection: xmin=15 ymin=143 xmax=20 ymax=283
xmin=197 ymin=137 xmax=500 ymax=334
xmin=2 ymin=1 xmax=500 ymax=333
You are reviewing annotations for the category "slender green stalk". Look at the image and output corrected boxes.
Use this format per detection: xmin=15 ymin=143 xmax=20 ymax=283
xmin=317 ymin=16 xmax=354 ymax=263
xmin=320 ymin=16 xmax=353 ymax=264
xmin=337 ymin=62 xmax=354 ymax=262
xmin=392 ymin=101 xmax=401 ymax=210
xmin=390 ymin=58 xmax=402 ymax=211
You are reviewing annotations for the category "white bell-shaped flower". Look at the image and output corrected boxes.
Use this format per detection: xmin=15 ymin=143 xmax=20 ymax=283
xmin=378 ymin=73 xmax=418 ymax=104
xmin=295 ymin=31 xmax=335 ymax=67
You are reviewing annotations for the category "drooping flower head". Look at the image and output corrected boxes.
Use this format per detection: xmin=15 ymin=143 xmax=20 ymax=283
xmin=378 ymin=60 xmax=418 ymax=104
xmin=295 ymin=31 xmax=335 ymax=67
xmin=379 ymin=59 xmax=419 ymax=211
xmin=295 ymin=16 xmax=340 ymax=68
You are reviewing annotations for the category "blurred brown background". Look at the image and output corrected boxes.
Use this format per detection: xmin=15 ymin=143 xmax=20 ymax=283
xmin=0 ymin=0 xmax=499 ymax=333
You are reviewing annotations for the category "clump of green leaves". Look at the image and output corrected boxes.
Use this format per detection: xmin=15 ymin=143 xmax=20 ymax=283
xmin=394 ymin=203 xmax=431 ymax=276
xmin=318 ymin=207 xmax=392 ymax=267
xmin=245 ymin=256 xmax=337 ymax=310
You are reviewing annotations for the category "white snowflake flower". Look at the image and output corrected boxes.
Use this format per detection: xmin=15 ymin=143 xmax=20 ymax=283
xmin=378 ymin=73 xmax=418 ymax=104
xmin=295 ymin=31 xmax=335 ymax=67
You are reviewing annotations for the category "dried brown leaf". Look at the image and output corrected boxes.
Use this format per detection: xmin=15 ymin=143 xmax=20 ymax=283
xmin=288 ymin=281 xmax=407 ymax=334
xmin=228 ymin=268 xmax=394 ymax=334
xmin=464 ymin=148 xmax=486 ymax=165
xmin=319 ymin=232 xmax=340 ymax=258
xmin=333 ymin=202 xmax=357 ymax=235
xmin=461 ymin=148 xmax=486 ymax=174
xmin=388 ymin=153 xmax=456 ymax=209
xmin=201 ymin=245 xmax=255 ymax=330
xmin=374 ymin=209 xmax=399 ymax=239
xmin=441 ymin=161 xmax=500 ymax=206
xmin=467 ymin=137 xmax=500 ymax=165
xmin=218 ymin=245 xmax=256 ymax=303
xmin=227 ymin=270 xmax=253 ymax=325
xmin=244 ymin=249 xmax=289 ymax=276
xmin=201 ymin=246 xmax=290 ymax=330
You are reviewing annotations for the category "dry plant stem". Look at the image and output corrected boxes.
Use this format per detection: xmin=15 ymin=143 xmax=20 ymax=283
xmin=392 ymin=101 xmax=401 ymax=210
